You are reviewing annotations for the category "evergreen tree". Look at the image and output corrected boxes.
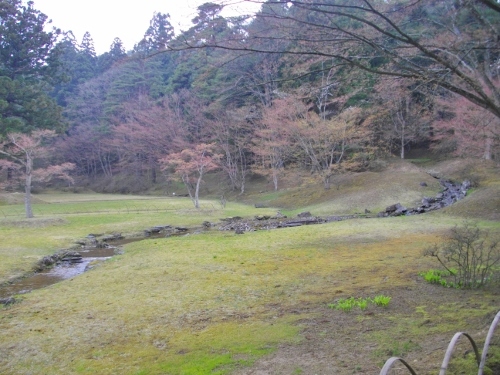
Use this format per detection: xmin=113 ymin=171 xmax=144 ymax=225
xmin=134 ymin=12 xmax=174 ymax=55
xmin=75 ymin=31 xmax=97 ymax=81
xmin=0 ymin=0 xmax=62 ymax=134
xmin=189 ymin=2 xmax=227 ymax=43
xmin=109 ymin=38 xmax=126 ymax=59
xmin=51 ymin=32 xmax=81 ymax=106
xmin=0 ymin=77 xmax=63 ymax=136
xmin=98 ymin=37 xmax=127 ymax=73
xmin=144 ymin=12 xmax=174 ymax=51
xmin=79 ymin=31 xmax=96 ymax=57
xmin=0 ymin=0 xmax=60 ymax=80
xmin=191 ymin=2 xmax=224 ymax=32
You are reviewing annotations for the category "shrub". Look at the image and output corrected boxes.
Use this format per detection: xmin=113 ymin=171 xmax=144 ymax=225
xmin=419 ymin=269 xmax=459 ymax=288
xmin=372 ymin=295 xmax=392 ymax=307
xmin=330 ymin=297 xmax=358 ymax=312
xmin=328 ymin=295 xmax=392 ymax=312
xmin=357 ymin=298 xmax=369 ymax=310
xmin=424 ymin=220 xmax=500 ymax=288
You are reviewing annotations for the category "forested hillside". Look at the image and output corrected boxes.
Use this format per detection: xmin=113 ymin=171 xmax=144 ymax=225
xmin=1 ymin=0 xmax=499 ymax=196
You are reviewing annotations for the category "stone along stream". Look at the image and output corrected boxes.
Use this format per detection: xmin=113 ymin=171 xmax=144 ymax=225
xmin=0 ymin=227 xmax=184 ymax=302
xmin=0 ymin=178 xmax=471 ymax=303
xmin=0 ymin=244 xmax=117 ymax=300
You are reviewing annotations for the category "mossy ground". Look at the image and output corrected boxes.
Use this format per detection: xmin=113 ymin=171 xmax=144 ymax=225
xmin=0 ymin=196 xmax=277 ymax=284
xmin=0 ymin=158 xmax=499 ymax=374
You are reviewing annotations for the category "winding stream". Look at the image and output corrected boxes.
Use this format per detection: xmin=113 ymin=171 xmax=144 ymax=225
xmin=0 ymin=178 xmax=470 ymax=302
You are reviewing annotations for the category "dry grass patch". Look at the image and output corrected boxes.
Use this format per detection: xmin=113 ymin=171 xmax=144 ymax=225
xmin=427 ymin=158 xmax=500 ymax=220
xmin=250 ymin=159 xmax=443 ymax=215
xmin=0 ymin=192 xmax=47 ymax=206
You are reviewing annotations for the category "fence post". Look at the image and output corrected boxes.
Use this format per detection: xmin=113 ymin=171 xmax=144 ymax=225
xmin=379 ymin=357 xmax=418 ymax=375
xmin=479 ymin=311 xmax=500 ymax=375
xmin=439 ymin=332 xmax=480 ymax=375
xmin=379 ymin=311 xmax=499 ymax=375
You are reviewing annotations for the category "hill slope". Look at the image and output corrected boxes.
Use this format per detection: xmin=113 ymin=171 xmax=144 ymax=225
xmin=238 ymin=158 xmax=499 ymax=219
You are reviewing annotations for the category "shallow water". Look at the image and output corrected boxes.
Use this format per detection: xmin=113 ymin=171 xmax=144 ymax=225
xmin=0 ymin=246 xmax=116 ymax=299
xmin=0 ymin=231 xmax=191 ymax=300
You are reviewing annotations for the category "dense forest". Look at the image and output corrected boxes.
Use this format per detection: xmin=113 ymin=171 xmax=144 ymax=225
xmin=1 ymin=0 xmax=499 ymax=203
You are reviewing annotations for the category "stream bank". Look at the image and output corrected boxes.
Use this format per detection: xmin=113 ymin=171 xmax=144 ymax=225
xmin=0 ymin=178 xmax=470 ymax=303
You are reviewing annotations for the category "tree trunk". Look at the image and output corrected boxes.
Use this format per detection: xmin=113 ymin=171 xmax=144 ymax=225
xmin=483 ymin=135 xmax=492 ymax=160
xmin=272 ymin=169 xmax=279 ymax=191
xmin=323 ymin=173 xmax=331 ymax=190
xmin=400 ymin=130 xmax=405 ymax=159
xmin=151 ymin=167 xmax=157 ymax=183
xmin=182 ymin=174 xmax=196 ymax=207
xmin=240 ymin=177 xmax=246 ymax=195
xmin=194 ymin=174 xmax=202 ymax=209
xmin=25 ymin=154 xmax=34 ymax=218
xmin=402 ymin=99 xmax=409 ymax=159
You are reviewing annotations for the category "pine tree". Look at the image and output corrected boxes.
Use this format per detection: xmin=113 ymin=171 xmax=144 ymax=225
xmin=0 ymin=0 xmax=62 ymax=134
xmin=135 ymin=12 xmax=174 ymax=55
xmin=98 ymin=37 xmax=127 ymax=73
xmin=0 ymin=0 xmax=60 ymax=80
xmin=51 ymin=32 xmax=81 ymax=106
xmin=75 ymin=31 xmax=97 ymax=81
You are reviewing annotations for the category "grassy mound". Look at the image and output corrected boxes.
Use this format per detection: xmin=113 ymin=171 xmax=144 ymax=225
xmin=0 ymin=192 xmax=47 ymax=206
xmin=246 ymin=159 xmax=442 ymax=214
xmin=242 ymin=158 xmax=499 ymax=220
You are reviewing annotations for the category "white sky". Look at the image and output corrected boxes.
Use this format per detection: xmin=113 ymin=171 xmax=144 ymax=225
xmin=32 ymin=0 xmax=261 ymax=54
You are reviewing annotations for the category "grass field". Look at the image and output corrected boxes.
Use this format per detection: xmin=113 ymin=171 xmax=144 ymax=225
xmin=0 ymin=195 xmax=278 ymax=284
xmin=0 ymin=159 xmax=499 ymax=374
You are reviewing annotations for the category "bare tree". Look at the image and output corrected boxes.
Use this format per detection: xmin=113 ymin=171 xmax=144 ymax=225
xmin=433 ymin=95 xmax=500 ymax=160
xmin=170 ymin=0 xmax=500 ymax=120
xmin=0 ymin=131 xmax=74 ymax=218
xmin=253 ymin=97 xmax=300 ymax=190
xmin=211 ymin=110 xmax=252 ymax=194
xmin=160 ymin=143 xmax=220 ymax=209
xmin=377 ymin=79 xmax=431 ymax=158
xmin=291 ymin=107 xmax=361 ymax=189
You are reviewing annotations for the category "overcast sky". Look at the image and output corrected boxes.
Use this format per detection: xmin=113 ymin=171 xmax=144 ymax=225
xmin=32 ymin=0 xmax=260 ymax=54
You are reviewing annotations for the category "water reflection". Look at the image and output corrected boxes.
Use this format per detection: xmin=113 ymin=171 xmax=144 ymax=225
xmin=0 ymin=229 xmax=200 ymax=300
xmin=0 ymin=246 xmax=115 ymax=299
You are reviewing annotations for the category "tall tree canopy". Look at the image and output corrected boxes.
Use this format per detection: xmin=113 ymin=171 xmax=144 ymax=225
xmin=172 ymin=0 xmax=500 ymax=119
xmin=0 ymin=0 xmax=59 ymax=80
xmin=135 ymin=12 xmax=175 ymax=56
xmin=7 ymin=0 xmax=493 ymax=193
xmin=0 ymin=0 xmax=62 ymax=135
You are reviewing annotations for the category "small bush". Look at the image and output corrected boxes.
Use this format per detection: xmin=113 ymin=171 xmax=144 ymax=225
xmin=423 ymin=220 xmax=500 ymax=288
xmin=421 ymin=269 xmax=443 ymax=284
xmin=357 ymin=298 xmax=369 ymax=310
xmin=329 ymin=297 xmax=358 ymax=312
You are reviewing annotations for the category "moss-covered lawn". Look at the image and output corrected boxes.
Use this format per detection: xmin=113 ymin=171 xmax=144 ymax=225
xmin=2 ymin=205 xmax=498 ymax=374
xmin=0 ymin=194 xmax=277 ymax=283
xmin=1 ymin=157 xmax=499 ymax=375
